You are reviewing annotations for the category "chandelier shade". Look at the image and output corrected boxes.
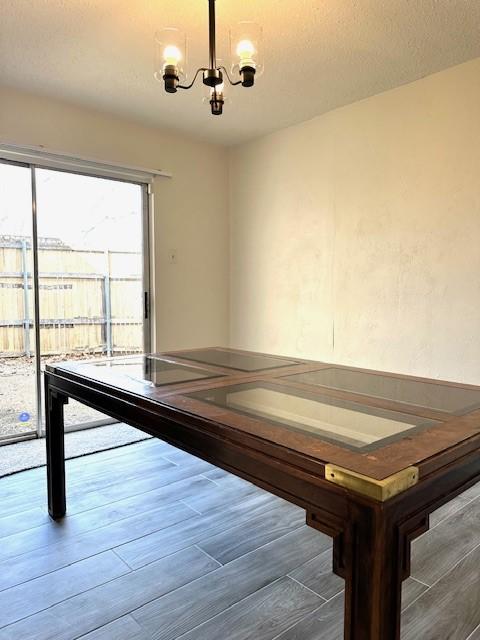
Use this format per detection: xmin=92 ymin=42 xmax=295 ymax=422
xmin=230 ymin=22 xmax=264 ymax=84
xmin=154 ymin=28 xmax=187 ymax=93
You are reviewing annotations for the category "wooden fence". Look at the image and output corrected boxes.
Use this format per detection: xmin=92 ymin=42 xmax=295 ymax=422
xmin=0 ymin=239 xmax=143 ymax=356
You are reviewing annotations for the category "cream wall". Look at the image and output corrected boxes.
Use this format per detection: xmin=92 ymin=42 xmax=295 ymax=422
xmin=229 ymin=57 xmax=480 ymax=384
xmin=0 ymin=86 xmax=229 ymax=351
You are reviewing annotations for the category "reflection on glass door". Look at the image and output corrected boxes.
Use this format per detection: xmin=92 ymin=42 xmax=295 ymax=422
xmin=0 ymin=162 xmax=38 ymax=440
xmin=35 ymin=169 xmax=147 ymax=430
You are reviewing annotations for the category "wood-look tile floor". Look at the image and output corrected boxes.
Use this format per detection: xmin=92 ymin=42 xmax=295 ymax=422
xmin=0 ymin=438 xmax=479 ymax=640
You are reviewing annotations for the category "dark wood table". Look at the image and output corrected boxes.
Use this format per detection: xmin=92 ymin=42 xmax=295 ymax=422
xmin=45 ymin=347 xmax=480 ymax=640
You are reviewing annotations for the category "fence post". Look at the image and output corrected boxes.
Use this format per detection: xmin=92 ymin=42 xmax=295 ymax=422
xmin=21 ymin=239 xmax=31 ymax=357
xmin=103 ymin=250 xmax=112 ymax=357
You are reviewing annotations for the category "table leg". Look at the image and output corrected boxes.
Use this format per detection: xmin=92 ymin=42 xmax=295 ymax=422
xmin=45 ymin=376 xmax=68 ymax=520
xmin=342 ymin=504 xmax=404 ymax=640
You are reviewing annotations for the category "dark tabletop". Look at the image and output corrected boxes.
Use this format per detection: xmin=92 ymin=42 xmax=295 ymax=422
xmin=48 ymin=347 xmax=480 ymax=481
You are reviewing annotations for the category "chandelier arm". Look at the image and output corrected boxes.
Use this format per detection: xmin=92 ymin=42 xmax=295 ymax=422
xmin=177 ymin=67 xmax=209 ymax=90
xmin=219 ymin=66 xmax=242 ymax=86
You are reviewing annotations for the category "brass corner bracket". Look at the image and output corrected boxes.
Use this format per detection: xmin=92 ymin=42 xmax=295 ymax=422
xmin=325 ymin=463 xmax=419 ymax=502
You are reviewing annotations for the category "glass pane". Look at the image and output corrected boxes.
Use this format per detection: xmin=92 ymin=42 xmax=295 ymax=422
xmin=85 ymin=356 xmax=224 ymax=386
xmin=186 ymin=382 xmax=437 ymax=450
xmin=283 ymin=368 xmax=480 ymax=415
xmin=168 ymin=348 xmax=299 ymax=371
xmin=0 ymin=162 xmax=37 ymax=439
xmin=35 ymin=169 xmax=145 ymax=429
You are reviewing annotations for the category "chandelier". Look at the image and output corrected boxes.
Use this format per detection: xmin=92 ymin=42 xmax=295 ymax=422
xmin=154 ymin=0 xmax=263 ymax=116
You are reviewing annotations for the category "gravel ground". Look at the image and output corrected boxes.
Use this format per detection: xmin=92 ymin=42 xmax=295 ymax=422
xmin=0 ymin=355 xmax=108 ymax=438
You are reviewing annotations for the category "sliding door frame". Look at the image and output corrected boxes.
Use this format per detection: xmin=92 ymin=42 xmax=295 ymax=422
xmin=30 ymin=167 xmax=43 ymax=437
xmin=0 ymin=157 xmax=153 ymax=443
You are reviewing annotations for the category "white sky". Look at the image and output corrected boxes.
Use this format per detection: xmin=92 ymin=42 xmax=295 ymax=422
xmin=0 ymin=163 xmax=143 ymax=252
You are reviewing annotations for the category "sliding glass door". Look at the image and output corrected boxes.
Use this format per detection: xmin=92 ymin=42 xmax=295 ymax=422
xmin=0 ymin=160 xmax=151 ymax=442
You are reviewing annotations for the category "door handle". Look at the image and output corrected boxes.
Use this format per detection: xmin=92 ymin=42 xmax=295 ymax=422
xmin=144 ymin=291 xmax=149 ymax=320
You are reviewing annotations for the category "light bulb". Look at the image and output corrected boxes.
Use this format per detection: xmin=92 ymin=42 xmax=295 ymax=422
xmin=236 ymin=39 xmax=256 ymax=68
xmin=209 ymin=82 xmax=225 ymax=115
xmin=163 ymin=45 xmax=182 ymax=66
xmin=211 ymin=82 xmax=225 ymax=97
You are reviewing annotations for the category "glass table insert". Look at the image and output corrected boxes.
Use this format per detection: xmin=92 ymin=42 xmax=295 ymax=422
xmin=282 ymin=367 xmax=480 ymax=415
xmin=186 ymin=381 xmax=438 ymax=451
xmin=165 ymin=348 xmax=300 ymax=372
xmin=89 ymin=356 xmax=224 ymax=387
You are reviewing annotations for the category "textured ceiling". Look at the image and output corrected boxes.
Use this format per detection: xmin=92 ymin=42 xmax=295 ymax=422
xmin=1 ymin=1 xmax=480 ymax=146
